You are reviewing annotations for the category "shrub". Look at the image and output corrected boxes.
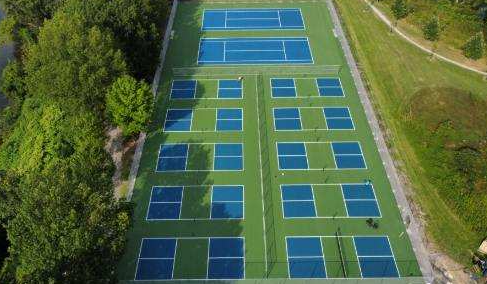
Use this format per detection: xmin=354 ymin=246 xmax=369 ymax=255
xmin=462 ymin=33 xmax=484 ymax=60
xmin=106 ymin=75 xmax=153 ymax=136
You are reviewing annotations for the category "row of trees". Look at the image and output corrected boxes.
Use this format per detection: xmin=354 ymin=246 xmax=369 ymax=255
xmin=390 ymin=0 xmax=486 ymax=60
xmin=0 ymin=0 xmax=167 ymax=282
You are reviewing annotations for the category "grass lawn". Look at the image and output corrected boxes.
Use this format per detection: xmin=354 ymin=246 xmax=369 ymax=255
xmin=335 ymin=0 xmax=487 ymax=265
xmin=370 ymin=0 xmax=487 ymax=72
xmin=117 ymin=1 xmax=421 ymax=282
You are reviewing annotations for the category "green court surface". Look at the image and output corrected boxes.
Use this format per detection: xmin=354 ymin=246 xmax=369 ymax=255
xmin=118 ymin=1 xmax=422 ymax=282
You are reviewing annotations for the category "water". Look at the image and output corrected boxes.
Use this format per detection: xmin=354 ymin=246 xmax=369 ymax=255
xmin=0 ymin=7 xmax=14 ymax=109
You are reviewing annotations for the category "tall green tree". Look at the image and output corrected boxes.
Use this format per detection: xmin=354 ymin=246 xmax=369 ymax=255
xmin=106 ymin=75 xmax=153 ymax=136
xmin=24 ymin=10 xmax=126 ymax=111
xmin=0 ymin=0 xmax=65 ymax=33
xmin=60 ymin=0 xmax=169 ymax=80
xmin=391 ymin=0 xmax=409 ymax=26
xmin=0 ymin=98 xmax=130 ymax=283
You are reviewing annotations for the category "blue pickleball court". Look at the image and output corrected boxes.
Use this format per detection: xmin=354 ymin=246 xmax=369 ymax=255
xmin=198 ymin=37 xmax=313 ymax=65
xmin=286 ymin=237 xmax=327 ymax=278
xmin=342 ymin=184 xmax=380 ymax=217
xmin=316 ymin=78 xmax=344 ymax=97
xmin=164 ymin=109 xmax=193 ymax=132
xmin=135 ymin=238 xmax=177 ymax=280
xmin=211 ymin=185 xmax=244 ymax=219
xmin=171 ymin=80 xmax=197 ymax=99
xmin=156 ymin=144 xmax=189 ymax=172
xmin=208 ymin=238 xmax=245 ymax=279
xmin=271 ymin=78 xmax=297 ymax=98
xmin=216 ymin=108 xmax=243 ymax=131
xmin=354 ymin=236 xmax=399 ymax=278
xmin=277 ymin=142 xmax=309 ymax=170
xmin=281 ymin=185 xmax=316 ymax=218
xmin=331 ymin=142 xmax=367 ymax=169
xmin=273 ymin=108 xmax=302 ymax=130
xmin=213 ymin=143 xmax=243 ymax=171
xmin=202 ymin=8 xmax=305 ymax=30
xmin=218 ymin=79 xmax=243 ymax=98
xmin=146 ymin=186 xmax=183 ymax=220
xmin=323 ymin=107 xmax=354 ymax=130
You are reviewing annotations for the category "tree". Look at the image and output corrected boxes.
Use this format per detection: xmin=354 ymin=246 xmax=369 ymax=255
xmin=391 ymin=0 xmax=409 ymax=26
xmin=60 ymin=0 xmax=169 ymax=80
xmin=24 ymin=11 xmax=126 ymax=111
xmin=462 ymin=33 xmax=484 ymax=60
xmin=0 ymin=60 xmax=26 ymax=106
xmin=0 ymin=98 xmax=130 ymax=282
xmin=2 ymin=165 xmax=129 ymax=283
xmin=422 ymin=16 xmax=440 ymax=42
xmin=106 ymin=75 xmax=153 ymax=136
xmin=0 ymin=0 xmax=65 ymax=31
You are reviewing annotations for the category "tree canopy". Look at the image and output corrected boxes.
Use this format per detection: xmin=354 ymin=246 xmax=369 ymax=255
xmin=106 ymin=75 xmax=154 ymax=136
xmin=0 ymin=0 xmax=166 ymax=282
xmin=24 ymin=11 xmax=126 ymax=110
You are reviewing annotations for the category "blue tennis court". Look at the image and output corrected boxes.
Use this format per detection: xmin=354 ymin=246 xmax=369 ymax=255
xmin=342 ymin=184 xmax=380 ymax=217
xmin=171 ymin=80 xmax=197 ymax=99
xmin=218 ymin=79 xmax=242 ymax=98
xmin=331 ymin=142 xmax=367 ymax=169
xmin=316 ymin=78 xmax=344 ymax=97
xmin=135 ymin=238 xmax=177 ymax=280
xmin=198 ymin=38 xmax=313 ymax=65
xmin=271 ymin=78 xmax=297 ymax=98
xmin=273 ymin=108 xmax=302 ymax=130
xmin=286 ymin=237 xmax=327 ymax=278
xmin=208 ymin=238 xmax=245 ymax=279
xmin=353 ymin=237 xmax=399 ymax=278
xmin=146 ymin=186 xmax=183 ymax=220
xmin=281 ymin=185 xmax=316 ymax=218
xmin=164 ymin=109 xmax=193 ymax=132
xmin=156 ymin=144 xmax=188 ymax=172
xmin=216 ymin=108 xmax=243 ymax=131
xmin=323 ymin=107 xmax=354 ymax=130
xmin=202 ymin=8 xmax=304 ymax=31
xmin=211 ymin=185 xmax=244 ymax=219
xmin=214 ymin=143 xmax=243 ymax=171
xmin=277 ymin=142 xmax=309 ymax=170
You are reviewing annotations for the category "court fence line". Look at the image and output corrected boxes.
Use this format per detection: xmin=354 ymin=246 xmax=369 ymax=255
xmin=256 ymin=73 xmax=279 ymax=276
xmin=172 ymin=65 xmax=342 ymax=77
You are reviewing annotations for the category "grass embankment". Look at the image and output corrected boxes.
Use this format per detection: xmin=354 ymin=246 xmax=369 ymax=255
xmin=371 ymin=0 xmax=487 ymax=72
xmin=335 ymin=0 xmax=487 ymax=265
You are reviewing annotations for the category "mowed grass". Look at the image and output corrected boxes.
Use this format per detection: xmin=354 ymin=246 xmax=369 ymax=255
xmin=335 ymin=0 xmax=487 ymax=264
xmin=117 ymin=1 xmax=422 ymax=282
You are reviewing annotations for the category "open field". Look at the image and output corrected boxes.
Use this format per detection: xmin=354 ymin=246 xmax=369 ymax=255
xmin=118 ymin=1 xmax=421 ymax=282
xmin=335 ymin=0 xmax=487 ymax=265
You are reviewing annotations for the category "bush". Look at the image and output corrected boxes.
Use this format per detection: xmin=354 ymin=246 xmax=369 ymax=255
xmin=422 ymin=16 xmax=440 ymax=42
xmin=462 ymin=33 xmax=484 ymax=60
xmin=391 ymin=0 xmax=409 ymax=21
xmin=106 ymin=75 xmax=153 ymax=136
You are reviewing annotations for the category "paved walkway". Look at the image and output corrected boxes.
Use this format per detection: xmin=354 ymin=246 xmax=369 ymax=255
xmin=364 ymin=0 xmax=486 ymax=77
xmin=326 ymin=0 xmax=435 ymax=282
xmin=126 ymin=0 xmax=179 ymax=201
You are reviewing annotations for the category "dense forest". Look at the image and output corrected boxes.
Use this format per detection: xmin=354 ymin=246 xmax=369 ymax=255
xmin=0 ymin=0 xmax=168 ymax=282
